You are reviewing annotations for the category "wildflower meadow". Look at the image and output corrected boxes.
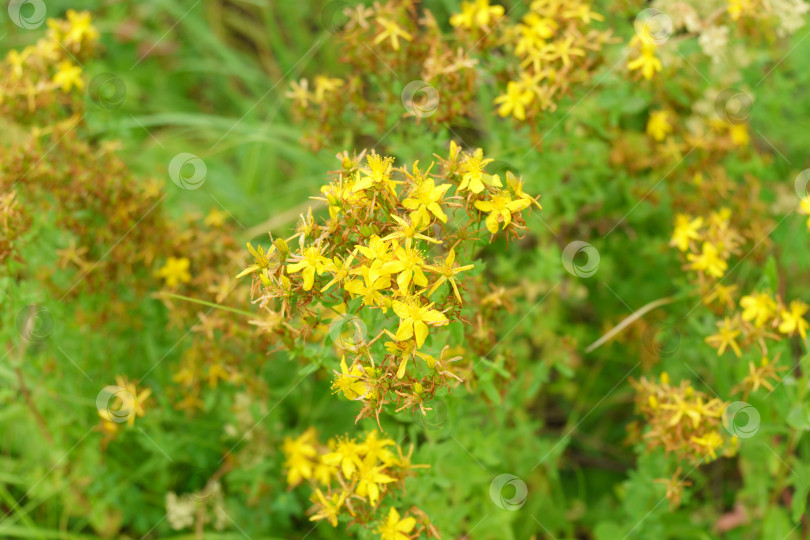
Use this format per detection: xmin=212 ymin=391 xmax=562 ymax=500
xmin=2 ymin=0 xmax=810 ymax=539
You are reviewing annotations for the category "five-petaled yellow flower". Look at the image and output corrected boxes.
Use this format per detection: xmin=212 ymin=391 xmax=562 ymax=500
xmin=377 ymin=507 xmax=417 ymax=540
xmin=156 ymin=256 xmax=192 ymax=287
xmin=392 ymin=296 xmax=449 ymax=348
xmin=475 ymin=190 xmax=531 ymax=234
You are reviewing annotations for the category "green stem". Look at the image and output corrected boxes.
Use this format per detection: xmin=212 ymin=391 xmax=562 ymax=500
xmin=156 ymin=292 xmax=257 ymax=318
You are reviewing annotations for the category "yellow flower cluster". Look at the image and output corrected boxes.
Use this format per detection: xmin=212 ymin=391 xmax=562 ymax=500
xmin=1 ymin=10 xmax=98 ymax=116
xmin=631 ymin=373 xmax=736 ymax=462
xmin=671 ymin=209 xmax=741 ymax=281
xmin=241 ymin=144 xmax=539 ymax=423
xmin=704 ymin=293 xmax=809 ymax=359
xmin=452 ymin=0 xmax=611 ymax=122
xmin=281 ymin=428 xmax=436 ymax=538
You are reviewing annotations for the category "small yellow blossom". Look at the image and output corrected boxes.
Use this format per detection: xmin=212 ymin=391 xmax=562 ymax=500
xmin=628 ymin=44 xmax=662 ymax=80
xmin=310 ymin=489 xmax=345 ymax=527
xmin=778 ymin=300 xmax=809 ymax=339
xmin=687 ymin=242 xmax=727 ymax=278
xmin=355 ymin=457 xmax=396 ymax=506
xmin=282 ymin=428 xmax=319 ymax=487
xmin=450 ymin=0 xmax=505 ymax=30
xmin=331 ymin=356 xmax=371 ymax=400
xmin=156 ymin=257 xmax=192 ymax=287
xmin=392 ymin=296 xmax=449 ymax=348
xmin=313 ymin=76 xmax=344 ymax=104
xmin=705 ymin=317 xmax=742 ymax=357
xmin=494 ymin=81 xmax=535 ymax=121
xmin=373 ymin=18 xmax=413 ymax=51
xmin=475 ymin=190 xmax=531 ymax=234
xmin=458 ymin=149 xmax=501 ymax=194
xmin=53 ymin=61 xmax=84 ymax=92
xmin=424 ymin=249 xmax=474 ymax=303
xmin=64 ymin=10 xmax=100 ymax=47
xmin=671 ymin=215 xmax=703 ymax=251
xmin=377 ymin=507 xmax=417 ymax=540
xmin=287 ymin=245 xmax=330 ymax=291
xmin=739 ymin=293 xmax=776 ymax=327
xmin=646 ymin=110 xmax=672 ymax=141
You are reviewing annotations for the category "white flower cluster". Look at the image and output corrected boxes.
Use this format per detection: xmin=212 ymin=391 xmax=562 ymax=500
xmin=165 ymin=481 xmax=228 ymax=531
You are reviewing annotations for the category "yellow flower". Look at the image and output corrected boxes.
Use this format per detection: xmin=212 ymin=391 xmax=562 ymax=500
xmin=310 ymin=489 xmax=345 ymax=527
xmin=705 ymin=317 xmax=742 ymax=357
xmin=313 ymin=76 xmax=344 ymax=104
xmin=628 ymin=44 xmax=662 ymax=80
xmin=321 ymin=253 xmax=356 ymax=292
xmin=156 ymin=257 xmax=192 ymax=287
xmin=670 ymin=215 xmax=703 ymax=251
xmin=424 ymin=249 xmax=474 ymax=303
xmin=203 ymin=208 xmax=229 ymax=227
xmin=392 ymin=295 xmax=448 ymax=348
xmin=729 ymin=123 xmax=749 ymax=146
xmin=64 ymin=10 xmax=99 ymax=47
xmin=687 ymin=242 xmax=727 ymax=278
xmin=450 ymin=0 xmax=504 ymax=30
xmin=361 ymin=431 xmax=396 ymax=463
xmin=690 ymin=430 xmax=724 ymax=461
xmin=53 ymin=61 xmax=84 ymax=92
xmin=323 ymin=437 xmax=363 ymax=478
xmin=355 ymin=457 xmax=396 ymax=506
xmin=381 ymin=243 xmax=429 ymax=293
xmin=382 ymin=214 xmax=441 ymax=246
xmin=287 ymin=245 xmax=330 ymax=291
xmin=377 ymin=507 xmax=417 ymax=540
xmin=739 ymin=293 xmax=776 ymax=327
xmin=345 ymin=260 xmax=392 ymax=308
xmin=550 ymin=36 xmax=585 ymax=67
xmin=373 ymin=17 xmax=413 ymax=51
xmin=778 ymin=300 xmax=809 ymax=339
xmin=353 ymin=154 xmax=400 ymax=196
xmin=97 ymin=376 xmax=151 ymax=428
xmin=402 ymin=174 xmax=452 ymax=225
xmin=458 ymin=149 xmax=502 ymax=195
xmin=331 ymin=356 xmax=371 ymax=400
xmin=282 ymin=428 xmax=318 ymax=487
xmin=506 ymin=171 xmax=542 ymax=210
xmin=7 ymin=49 xmax=28 ymax=80
xmin=494 ymin=81 xmax=535 ymax=121
xmin=474 ymin=190 xmax=531 ymax=234
xmin=646 ymin=110 xmax=672 ymax=141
